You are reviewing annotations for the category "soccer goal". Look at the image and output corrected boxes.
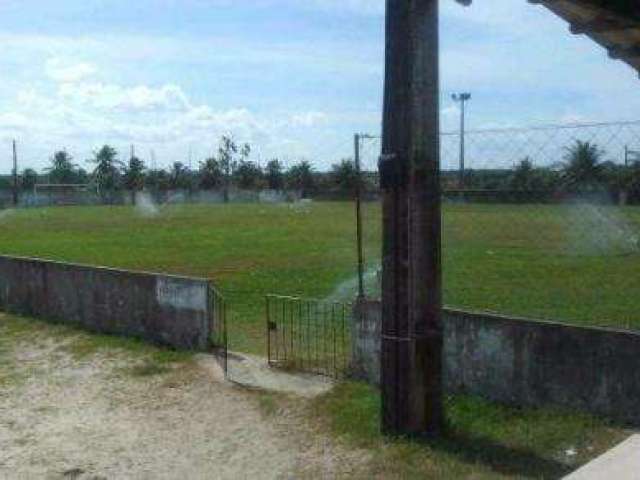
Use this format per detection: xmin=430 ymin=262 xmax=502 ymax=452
xmin=33 ymin=183 xmax=94 ymax=206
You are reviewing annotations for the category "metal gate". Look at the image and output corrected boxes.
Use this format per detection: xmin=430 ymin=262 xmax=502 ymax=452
xmin=209 ymin=285 xmax=228 ymax=377
xmin=266 ymin=294 xmax=351 ymax=379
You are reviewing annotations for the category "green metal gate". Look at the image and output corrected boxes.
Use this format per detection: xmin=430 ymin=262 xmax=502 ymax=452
xmin=266 ymin=294 xmax=351 ymax=379
xmin=209 ymin=285 xmax=228 ymax=377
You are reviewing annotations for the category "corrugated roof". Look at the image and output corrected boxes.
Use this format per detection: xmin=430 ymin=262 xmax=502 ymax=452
xmin=530 ymin=0 xmax=640 ymax=75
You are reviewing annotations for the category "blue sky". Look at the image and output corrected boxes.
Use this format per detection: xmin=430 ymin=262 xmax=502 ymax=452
xmin=1 ymin=0 xmax=640 ymax=173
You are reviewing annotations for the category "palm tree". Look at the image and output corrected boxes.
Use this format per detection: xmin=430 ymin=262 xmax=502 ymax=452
xmin=265 ymin=159 xmax=284 ymax=190
xmin=510 ymin=157 xmax=536 ymax=191
xmin=199 ymin=157 xmax=224 ymax=190
xmin=169 ymin=162 xmax=191 ymax=190
xmin=45 ymin=150 xmax=79 ymax=184
xmin=21 ymin=168 xmax=38 ymax=191
xmin=91 ymin=145 xmax=123 ymax=203
xmin=234 ymin=160 xmax=263 ymax=190
xmin=123 ymin=156 xmax=146 ymax=203
xmin=286 ymin=161 xmax=315 ymax=198
xmin=561 ymin=140 xmax=606 ymax=192
xmin=331 ymin=159 xmax=358 ymax=193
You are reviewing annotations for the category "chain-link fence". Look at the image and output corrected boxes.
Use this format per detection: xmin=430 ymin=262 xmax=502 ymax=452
xmin=357 ymin=120 xmax=640 ymax=180
xmin=441 ymin=120 xmax=640 ymax=171
xmin=0 ymin=122 xmax=640 ymax=338
xmin=356 ymin=120 xmax=640 ymax=333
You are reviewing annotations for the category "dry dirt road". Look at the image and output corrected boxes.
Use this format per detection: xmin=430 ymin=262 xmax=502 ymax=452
xmin=0 ymin=322 xmax=367 ymax=479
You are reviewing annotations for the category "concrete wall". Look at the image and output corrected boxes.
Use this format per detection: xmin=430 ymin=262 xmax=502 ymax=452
xmin=0 ymin=188 xmax=299 ymax=208
xmin=351 ymin=300 xmax=382 ymax=383
xmin=352 ymin=300 xmax=640 ymax=425
xmin=0 ymin=255 xmax=215 ymax=351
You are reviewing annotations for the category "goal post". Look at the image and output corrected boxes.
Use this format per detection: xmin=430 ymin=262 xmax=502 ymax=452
xmin=33 ymin=183 xmax=93 ymax=206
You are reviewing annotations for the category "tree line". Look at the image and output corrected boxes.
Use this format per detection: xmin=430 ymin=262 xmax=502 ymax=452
xmin=6 ymin=136 xmax=362 ymax=201
xmin=5 ymin=139 xmax=640 ymax=203
xmin=447 ymin=140 xmax=640 ymax=203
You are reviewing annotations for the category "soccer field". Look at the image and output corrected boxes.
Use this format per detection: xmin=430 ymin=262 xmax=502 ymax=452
xmin=0 ymin=201 xmax=639 ymax=353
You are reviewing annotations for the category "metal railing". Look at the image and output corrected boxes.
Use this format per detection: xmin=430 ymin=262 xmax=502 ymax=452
xmin=209 ymin=285 xmax=228 ymax=377
xmin=266 ymin=294 xmax=351 ymax=379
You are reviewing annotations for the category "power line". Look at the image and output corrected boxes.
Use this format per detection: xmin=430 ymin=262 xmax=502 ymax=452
xmin=443 ymin=119 xmax=640 ymax=136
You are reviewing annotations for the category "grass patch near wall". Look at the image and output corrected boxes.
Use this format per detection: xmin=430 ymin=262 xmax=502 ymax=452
xmin=256 ymin=393 xmax=280 ymax=417
xmin=60 ymin=331 xmax=192 ymax=365
xmin=311 ymin=382 xmax=630 ymax=479
xmin=123 ymin=362 xmax=174 ymax=377
xmin=0 ymin=314 xmax=75 ymax=387
xmin=0 ymin=315 xmax=20 ymax=388
xmin=0 ymin=313 xmax=194 ymax=382
xmin=0 ymin=202 xmax=639 ymax=354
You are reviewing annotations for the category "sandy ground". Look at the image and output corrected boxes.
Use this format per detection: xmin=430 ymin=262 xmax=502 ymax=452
xmin=0 ymin=338 xmax=367 ymax=479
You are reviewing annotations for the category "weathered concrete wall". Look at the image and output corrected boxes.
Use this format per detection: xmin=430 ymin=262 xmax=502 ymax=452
xmin=352 ymin=300 xmax=382 ymax=383
xmin=0 ymin=255 xmax=214 ymax=350
xmin=352 ymin=300 xmax=640 ymax=425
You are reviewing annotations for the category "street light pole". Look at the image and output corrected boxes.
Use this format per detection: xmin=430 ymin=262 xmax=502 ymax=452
xmin=452 ymin=93 xmax=471 ymax=188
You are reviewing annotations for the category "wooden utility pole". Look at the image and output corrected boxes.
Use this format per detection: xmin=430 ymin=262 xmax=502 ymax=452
xmin=12 ymin=140 xmax=18 ymax=207
xmin=380 ymin=0 xmax=444 ymax=436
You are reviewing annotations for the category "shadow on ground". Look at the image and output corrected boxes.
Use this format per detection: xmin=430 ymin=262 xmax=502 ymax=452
xmin=430 ymin=430 xmax=573 ymax=479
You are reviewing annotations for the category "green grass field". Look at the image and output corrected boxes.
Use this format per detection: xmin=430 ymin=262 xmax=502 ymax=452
xmin=0 ymin=201 xmax=639 ymax=353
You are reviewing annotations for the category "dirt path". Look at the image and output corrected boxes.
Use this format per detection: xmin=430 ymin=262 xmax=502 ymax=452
xmin=0 ymin=336 xmax=366 ymax=479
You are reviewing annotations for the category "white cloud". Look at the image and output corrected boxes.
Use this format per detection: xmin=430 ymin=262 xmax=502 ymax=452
xmin=0 ymin=112 xmax=28 ymax=131
xmin=0 ymin=59 xmax=302 ymax=170
xmin=57 ymin=81 xmax=191 ymax=113
xmin=2 ymin=0 xmax=640 ymax=173
xmin=307 ymin=0 xmax=383 ymax=15
xmin=45 ymin=58 xmax=97 ymax=83
xmin=290 ymin=111 xmax=330 ymax=128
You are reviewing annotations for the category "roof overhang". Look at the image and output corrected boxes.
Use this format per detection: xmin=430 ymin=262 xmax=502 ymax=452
xmin=528 ymin=0 xmax=640 ymax=75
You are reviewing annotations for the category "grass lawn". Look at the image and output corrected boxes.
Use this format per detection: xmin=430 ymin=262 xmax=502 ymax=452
xmin=309 ymin=381 xmax=630 ymax=479
xmin=0 ymin=201 xmax=639 ymax=353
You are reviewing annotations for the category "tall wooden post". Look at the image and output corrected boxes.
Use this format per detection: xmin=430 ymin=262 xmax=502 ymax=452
xmin=380 ymin=0 xmax=444 ymax=436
